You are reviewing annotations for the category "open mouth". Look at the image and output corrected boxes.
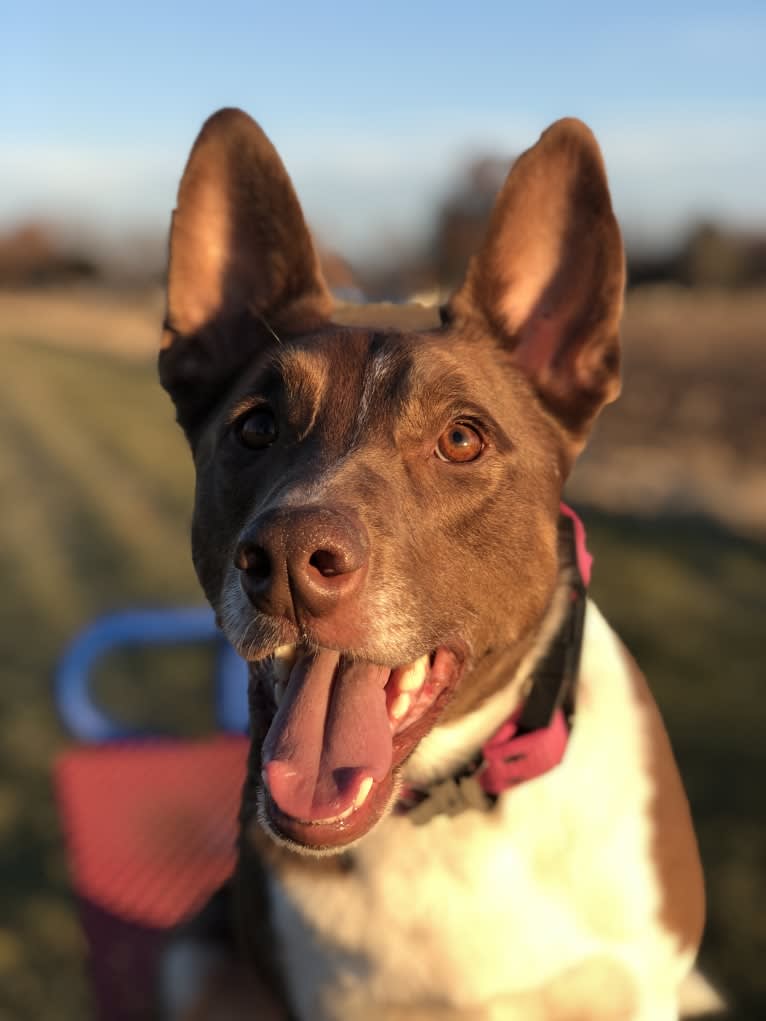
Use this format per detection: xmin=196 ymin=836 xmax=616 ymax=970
xmin=254 ymin=644 xmax=463 ymax=850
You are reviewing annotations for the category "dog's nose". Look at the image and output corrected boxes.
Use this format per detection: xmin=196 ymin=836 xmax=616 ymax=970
xmin=235 ymin=507 xmax=369 ymax=620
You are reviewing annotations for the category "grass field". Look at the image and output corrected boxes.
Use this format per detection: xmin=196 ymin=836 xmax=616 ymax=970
xmin=0 ymin=294 xmax=764 ymax=1018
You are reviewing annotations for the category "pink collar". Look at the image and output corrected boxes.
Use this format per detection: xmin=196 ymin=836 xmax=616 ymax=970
xmin=399 ymin=503 xmax=590 ymax=819
xmin=560 ymin=501 xmax=592 ymax=585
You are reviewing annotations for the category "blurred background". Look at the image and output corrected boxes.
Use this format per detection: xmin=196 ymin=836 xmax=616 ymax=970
xmin=1 ymin=2 xmax=764 ymax=1018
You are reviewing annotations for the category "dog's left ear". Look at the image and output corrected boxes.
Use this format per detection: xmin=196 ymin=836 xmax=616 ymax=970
xmin=448 ymin=118 xmax=625 ymax=463
xmin=160 ymin=108 xmax=332 ymax=435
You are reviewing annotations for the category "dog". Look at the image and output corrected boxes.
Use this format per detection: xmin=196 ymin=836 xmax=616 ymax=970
xmin=158 ymin=108 xmax=712 ymax=1020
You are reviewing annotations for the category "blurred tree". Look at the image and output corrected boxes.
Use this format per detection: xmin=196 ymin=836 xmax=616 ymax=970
xmin=0 ymin=223 xmax=98 ymax=287
xmin=678 ymin=223 xmax=752 ymax=288
xmin=357 ymin=154 xmax=512 ymax=301
xmin=428 ymin=155 xmax=510 ymax=290
xmin=629 ymin=223 xmax=766 ymax=289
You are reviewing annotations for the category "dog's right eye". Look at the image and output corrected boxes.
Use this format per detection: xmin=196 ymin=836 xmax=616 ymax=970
xmin=435 ymin=421 xmax=484 ymax=463
xmin=236 ymin=407 xmax=278 ymax=449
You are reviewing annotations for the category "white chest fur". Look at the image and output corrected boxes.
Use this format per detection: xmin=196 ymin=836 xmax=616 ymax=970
xmin=268 ymin=604 xmax=692 ymax=1020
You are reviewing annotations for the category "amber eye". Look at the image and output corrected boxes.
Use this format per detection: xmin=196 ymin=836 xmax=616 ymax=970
xmin=237 ymin=407 xmax=278 ymax=449
xmin=435 ymin=422 xmax=484 ymax=463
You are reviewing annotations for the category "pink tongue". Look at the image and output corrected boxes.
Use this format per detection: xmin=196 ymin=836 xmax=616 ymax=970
xmin=262 ymin=649 xmax=392 ymax=821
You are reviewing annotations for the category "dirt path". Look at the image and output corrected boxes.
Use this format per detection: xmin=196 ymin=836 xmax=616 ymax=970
xmin=0 ymin=285 xmax=163 ymax=359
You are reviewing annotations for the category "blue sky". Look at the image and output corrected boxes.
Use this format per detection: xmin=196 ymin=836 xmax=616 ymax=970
xmin=3 ymin=1 xmax=765 ymax=260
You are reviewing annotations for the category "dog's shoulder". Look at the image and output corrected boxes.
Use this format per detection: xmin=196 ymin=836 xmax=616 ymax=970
xmin=575 ymin=603 xmax=706 ymax=961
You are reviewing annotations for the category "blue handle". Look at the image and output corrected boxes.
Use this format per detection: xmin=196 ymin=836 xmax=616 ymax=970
xmin=54 ymin=607 xmax=249 ymax=742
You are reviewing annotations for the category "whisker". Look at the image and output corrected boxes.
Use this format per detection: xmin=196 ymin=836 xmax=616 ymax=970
xmin=256 ymin=312 xmax=283 ymax=346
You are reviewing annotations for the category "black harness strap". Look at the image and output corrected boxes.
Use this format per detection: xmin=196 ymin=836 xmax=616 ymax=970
xmin=517 ymin=513 xmax=587 ymax=733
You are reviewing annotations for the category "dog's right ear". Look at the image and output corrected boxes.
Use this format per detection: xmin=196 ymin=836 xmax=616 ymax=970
xmin=447 ymin=118 xmax=625 ymax=467
xmin=160 ymin=108 xmax=332 ymax=436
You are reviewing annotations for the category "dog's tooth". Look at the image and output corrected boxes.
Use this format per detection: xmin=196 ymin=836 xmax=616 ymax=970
xmin=272 ymin=644 xmax=297 ymax=683
xmin=354 ymin=776 xmax=374 ymax=809
xmin=390 ymin=692 xmax=411 ymax=721
xmin=398 ymin=654 xmax=429 ymax=692
xmin=291 ymin=778 xmax=374 ymax=826
xmin=273 ymin=679 xmax=284 ymax=706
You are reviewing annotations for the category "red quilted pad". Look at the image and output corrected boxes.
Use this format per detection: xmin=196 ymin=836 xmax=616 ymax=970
xmin=55 ymin=736 xmax=249 ymax=929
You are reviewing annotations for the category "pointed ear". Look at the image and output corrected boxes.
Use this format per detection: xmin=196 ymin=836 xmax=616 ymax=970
xmin=447 ymin=118 xmax=625 ymax=462
xmin=160 ymin=108 xmax=332 ymax=434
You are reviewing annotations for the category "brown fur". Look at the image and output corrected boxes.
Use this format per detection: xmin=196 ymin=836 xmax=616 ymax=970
xmin=615 ymin=645 xmax=706 ymax=954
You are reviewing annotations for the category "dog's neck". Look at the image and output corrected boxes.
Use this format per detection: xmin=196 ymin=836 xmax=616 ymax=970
xmin=403 ymin=574 xmax=574 ymax=789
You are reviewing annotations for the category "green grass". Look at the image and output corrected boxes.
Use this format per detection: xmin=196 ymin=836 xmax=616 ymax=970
xmin=0 ymin=333 xmax=763 ymax=1018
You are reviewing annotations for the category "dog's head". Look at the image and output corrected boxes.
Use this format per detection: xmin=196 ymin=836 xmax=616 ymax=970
xmin=160 ymin=109 xmax=624 ymax=853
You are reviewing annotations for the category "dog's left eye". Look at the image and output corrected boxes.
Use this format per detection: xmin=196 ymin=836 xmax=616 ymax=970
xmin=435 ymin=422 xmax=484 ymax=463
xmin=237 ymin=407 xmax=278 ymax=449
